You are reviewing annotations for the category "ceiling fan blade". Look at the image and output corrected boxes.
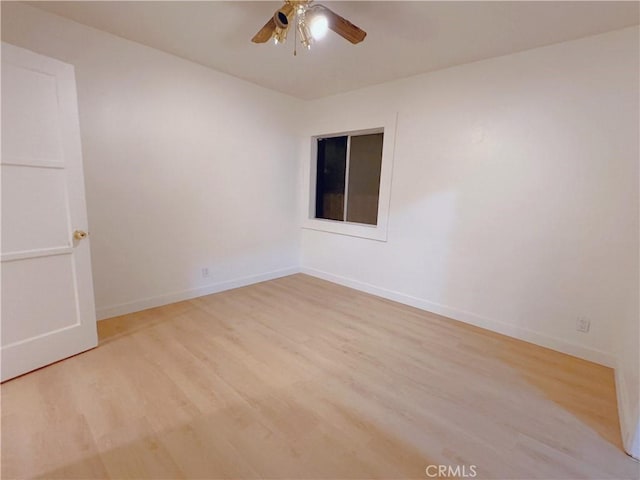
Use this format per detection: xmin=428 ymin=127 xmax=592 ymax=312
xmin=321 ymin=6 xmax=367 ymax=44
xmin=251 ymin=16 xmax=277 ymax=43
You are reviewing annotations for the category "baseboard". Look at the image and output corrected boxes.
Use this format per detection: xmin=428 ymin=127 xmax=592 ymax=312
xmin=301 ymin=266 xmax=616 ymax=368
xmin=96 ymin=266 xmax=301 ymax=320
xmin=615 ymin=362 xmax=640 ymax=459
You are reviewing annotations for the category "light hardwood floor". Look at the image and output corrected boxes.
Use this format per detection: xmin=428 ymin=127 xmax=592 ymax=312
xmin=1 ymin=274 xmax=638 ymax=479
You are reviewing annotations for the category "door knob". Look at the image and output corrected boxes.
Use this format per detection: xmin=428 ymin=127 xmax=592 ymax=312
xmin=73 ymin=230 xmax=88 ymax=240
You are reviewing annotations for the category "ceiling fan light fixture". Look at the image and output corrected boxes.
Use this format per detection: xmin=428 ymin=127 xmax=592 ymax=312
xmin=298 ymin=19 xmax=313 ymax=49
xmin=273 ymin=25 xmax=288 ymax=44
xmin=308 ymin=10 xmax=328 ymax=40
xmin=274 ymin=9 xmax=290 ymax=29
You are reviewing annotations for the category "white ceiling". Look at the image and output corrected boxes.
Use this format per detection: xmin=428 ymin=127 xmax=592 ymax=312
xmin=28 ymin=1 xmax=640 ymax=100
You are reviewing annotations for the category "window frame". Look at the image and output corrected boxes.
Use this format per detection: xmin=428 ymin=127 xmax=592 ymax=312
xmin=302 ymin=113 xmax=397 ymax=242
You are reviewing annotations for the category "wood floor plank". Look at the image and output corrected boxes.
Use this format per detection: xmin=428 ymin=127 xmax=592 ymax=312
xmin=2 ymin=274 xmax=637 ymax=479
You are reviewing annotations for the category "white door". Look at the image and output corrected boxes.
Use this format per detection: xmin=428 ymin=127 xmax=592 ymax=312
xmin=1 ymin=43 xmax=97 ymax=382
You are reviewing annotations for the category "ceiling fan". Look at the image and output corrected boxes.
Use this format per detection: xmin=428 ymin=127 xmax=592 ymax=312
xmin=251 ymin=0 xmax=366 ymax=51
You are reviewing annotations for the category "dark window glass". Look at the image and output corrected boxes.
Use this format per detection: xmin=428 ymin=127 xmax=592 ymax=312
xmin=314 ymin=131 xmax=384 ymax=226
xmin=315 ymin=136 xmax=347 ymax=221
xmin=346 ymin=133 xmax=383 ymax=225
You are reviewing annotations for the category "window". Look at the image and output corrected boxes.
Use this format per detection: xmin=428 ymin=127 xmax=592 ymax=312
xmin=315 ymin=131 xmax=383 ymax=225
xmin=302 ymin=114 xmax=397 ymax=242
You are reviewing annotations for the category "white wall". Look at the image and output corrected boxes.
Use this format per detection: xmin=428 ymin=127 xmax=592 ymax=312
xmin=299 ymin=25 xmax=639 ymax=455
xmin=1 ymin=2 xmax=302 ymax=318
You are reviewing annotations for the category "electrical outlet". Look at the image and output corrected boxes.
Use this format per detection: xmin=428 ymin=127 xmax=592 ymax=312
xmin=201 ymin=267 xmax=210 ymax=278
xmin=576 ymin=317 xmax=591 ymax=333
